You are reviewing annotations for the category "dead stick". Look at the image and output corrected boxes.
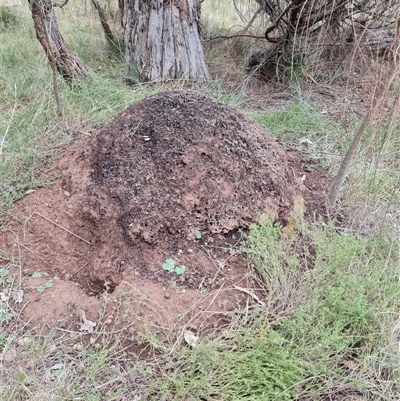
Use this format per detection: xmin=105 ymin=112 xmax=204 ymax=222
xmin=34 ymin=212 xmax=92 ymax=245
xmin=69 ymin=262 xmax=89 ymax=279
xmin=233 ymin=285 xmax=266 ymax=307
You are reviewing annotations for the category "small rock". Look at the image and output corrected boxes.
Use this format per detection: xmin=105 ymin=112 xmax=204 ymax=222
xmin=157 ymin=276 xmax=163 ymax=283
xmin=73 ymin=343 xmax=84 ymax=351
xmin=23 ymin=269 xmax=34 ymax=276
xmin=179 ymin=276 xmax=185 ymax=283
xmin=164 ymin=293 xmax=170 ymax=299
xmin=64 ymin=190 xmax=71 ymax=197
xmin=17 ymin=337 xmax=31 ymax=348
xmin=188 ymin=278 xmax=194 ymax=284
xmin=134 ymin=271 xmax=140 ymax=276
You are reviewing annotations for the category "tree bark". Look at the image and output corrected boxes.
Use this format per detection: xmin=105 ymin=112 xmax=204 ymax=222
xmin=121 ymin=0 xmax=209 ymax=82
xmin=91 ymin=0 xmax=115 ymax=43
xmin=29 ymin=0 xmax=88 ymax=84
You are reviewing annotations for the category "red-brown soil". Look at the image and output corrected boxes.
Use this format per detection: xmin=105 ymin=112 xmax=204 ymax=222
xmin=1 ymin=90 xmax=329 ymax=333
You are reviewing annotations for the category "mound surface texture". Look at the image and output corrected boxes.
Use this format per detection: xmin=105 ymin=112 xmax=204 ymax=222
xmin=67 ymin=91 xmax=296 ymax=245
xmin=56 ymin=91 xmax=301 ymax=287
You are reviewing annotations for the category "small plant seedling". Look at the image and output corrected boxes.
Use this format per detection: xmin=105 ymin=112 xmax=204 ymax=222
xmin=37 ymin=281 xmax=54 ymax=293
xmin=175 ymin=265 xmax=186 ymax=275
xmin=161 ymin=259 xmax=186 ymax=275
xmin=0 ymin=268 xmax=13 ymax=286
xmin=162 ymin=258 xmax=175 ymax=272
xmin=31 ymin=272 xmax=43 ymax=278
xmin=194 ymin=230 xmax=202 ymax=239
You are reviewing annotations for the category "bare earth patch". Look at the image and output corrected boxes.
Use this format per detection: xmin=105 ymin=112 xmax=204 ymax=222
xmin=1 ymin=90 xmax=329 ymax=333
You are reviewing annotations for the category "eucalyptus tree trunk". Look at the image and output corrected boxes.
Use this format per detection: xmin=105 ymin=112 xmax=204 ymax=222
xmin=122 ymin=0 xmax=209 ymax=81
xmin=29 ymin=0 xmax=88 ymax=84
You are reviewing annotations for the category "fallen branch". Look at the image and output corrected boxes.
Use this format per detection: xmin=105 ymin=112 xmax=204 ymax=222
xmin=206 ymin=34 xmax=265 ymax=41
xmin=34 ymin=212 xmax=92 ymax=245
xmin=233 ymin=285 xmax=266 ymax=307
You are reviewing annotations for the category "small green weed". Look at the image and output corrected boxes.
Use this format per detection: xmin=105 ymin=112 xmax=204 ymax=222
xmin=36 ymin=280 xmax=54 ymax=293
xmin=162 ymin=258 xmax=186 ymax=275
xmin=0 ymin=267 xmax=13 ymax=286
xmin=29 ymin=271 xmax=57 ymax=292
xmin=242 ymin=219 xmax=400 ymax=399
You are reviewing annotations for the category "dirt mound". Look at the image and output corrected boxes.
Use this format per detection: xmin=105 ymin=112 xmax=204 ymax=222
xmin=59 ymin=91 xmax=299 ymax=286
xmin=74 ymin=92 xmax=295 ymax=238
xmin=2 ymin=91 xmax=328 ymax=330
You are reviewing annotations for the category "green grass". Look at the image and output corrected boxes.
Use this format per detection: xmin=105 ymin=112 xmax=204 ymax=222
xmin=0 ymin=331 xmax=142 ymax=400
xmin=241 ymin=220 xmax=400 ymax=400
xmin=149 ymin=331 xmax=303 ymax=400
xmin=0 ymin=6 xmax=154 ymax=212
xmin=250 ymin=101 xmax=347 ymax=170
